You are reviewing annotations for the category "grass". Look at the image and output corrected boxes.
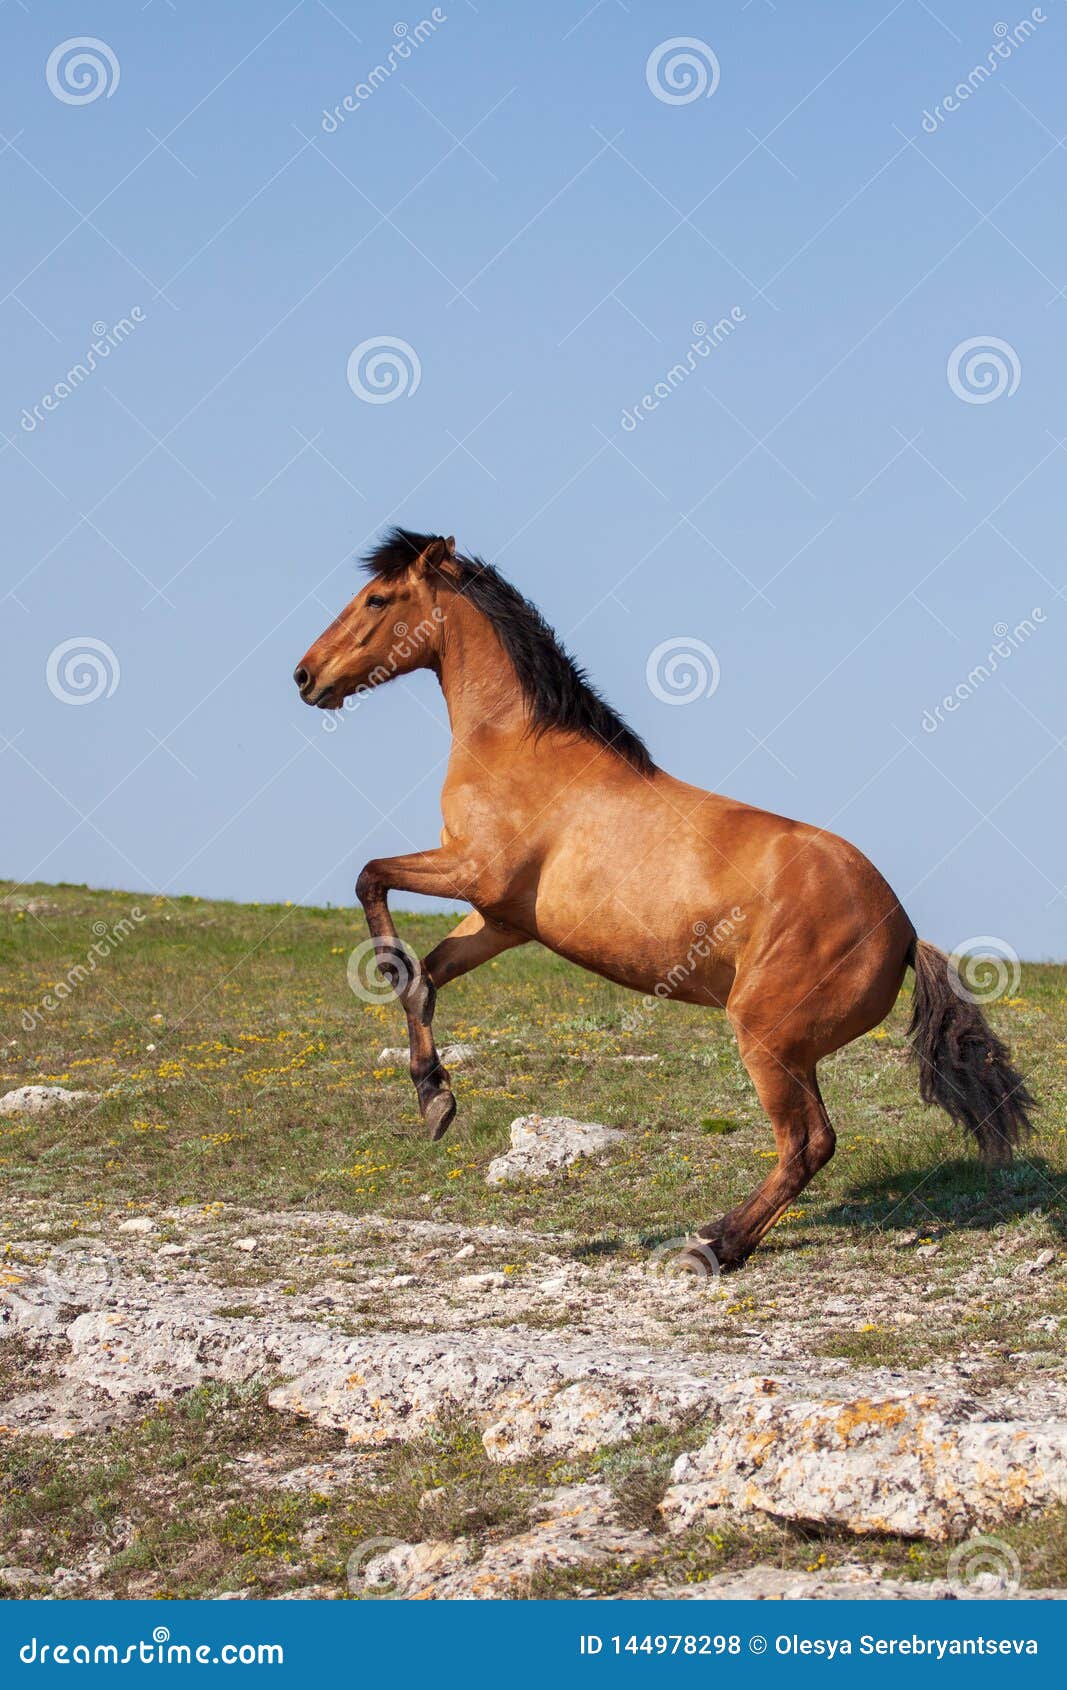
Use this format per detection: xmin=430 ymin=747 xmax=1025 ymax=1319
xmin=2 ymin=879 xmax=1064 ymax=1246
xmin=1 ymin=879 xmax=1066 ymax=1598
xmin=0 ymin=1387 xmax=536 ymax=1598
xmin=6 ymin=1386 xmax=1065 ymax=1599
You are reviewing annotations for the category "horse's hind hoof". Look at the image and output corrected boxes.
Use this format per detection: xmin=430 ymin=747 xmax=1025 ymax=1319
xmin=672 ymin=1240 xmax=722 ymax=1281
xmin=696 ymin=1221 xmax=749 ymax=1272
xmin=425 ymin=1089 xmax=457 ymax=1142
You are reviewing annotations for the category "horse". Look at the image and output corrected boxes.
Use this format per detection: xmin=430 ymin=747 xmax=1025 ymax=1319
xmin=294 ymin=528 xmax=1034 ymax=1269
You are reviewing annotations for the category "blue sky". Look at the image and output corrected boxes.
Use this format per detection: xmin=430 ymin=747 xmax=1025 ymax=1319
xmin=1 ymin=0 xmax=1063 ymax=959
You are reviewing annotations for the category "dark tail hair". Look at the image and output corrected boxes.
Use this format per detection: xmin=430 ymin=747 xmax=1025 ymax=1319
xmin=907 ymin=938 xmax=1035 ymax=1165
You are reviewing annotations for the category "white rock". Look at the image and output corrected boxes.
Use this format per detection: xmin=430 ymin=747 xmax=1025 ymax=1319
xmin=11 ymin=1221 xmax=1067 ymax=1551
xmin=2 ymin=1263 xmax=718 ymax=1462
xmin=661 ymin=1380 xmax=1067 ymax=1541
xmin=118 ymin=1217 xmax=157 ymax=1235
xmin=647 ymin=1564 xmax=1062 ymax=1601
xmin=378 ymin=1043 xmax=476 ymax=1066
xmin=486 ymin=1114 xmax=626 ymax=1186
xmin=390 ymin=1274 xmax=418 ymax=1288
xmin=440 ymin=1044 xmax=476 ymax=1066
xmin=456 ymin=1272 xmax=506 ymax=1292
xmin=537 ymin=1274 xmax=570 ymax=1295
xmin=233 ymin=1237 xmax=258 ymax=1253
xmin=0 ymin=1085 xmax=98 ymax=1118
xmin=271 ymin=1336 xmax=718 ymax=1463
xmin=452 ymin=1243 xmax=476 ymax=1261
xmin=0 ymin=1566 xmax=50 ymax=1589
xmin=361 ymin=1539 xmax=470 ymax=1597
xmin=158 ymin=1243 xmax=189 ymax=1257
xmin=359 ymin=1485 xmax=656 ymax=1599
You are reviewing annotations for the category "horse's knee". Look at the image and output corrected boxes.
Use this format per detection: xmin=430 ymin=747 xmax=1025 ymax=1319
xmin=355 ymin=864 xmax=382 ymax=907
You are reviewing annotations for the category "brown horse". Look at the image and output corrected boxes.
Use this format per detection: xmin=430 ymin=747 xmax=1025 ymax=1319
xmin=294 ymin=529 xmax=1033 ymax=1268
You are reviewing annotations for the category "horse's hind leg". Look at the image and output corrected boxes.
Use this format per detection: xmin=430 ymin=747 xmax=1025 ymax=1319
xmin=423 ymin=910 xmax=527 ymax=991
xmin=697 ymin=1028 xmax=835 ymax=1268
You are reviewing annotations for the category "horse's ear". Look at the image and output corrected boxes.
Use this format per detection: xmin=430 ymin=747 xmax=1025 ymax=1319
xmin=415 ymin=535 xmax=461 ymax=581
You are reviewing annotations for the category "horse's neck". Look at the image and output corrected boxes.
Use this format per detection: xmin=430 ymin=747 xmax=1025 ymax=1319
xmin=436 ymin=595 xmax=527 ymax=748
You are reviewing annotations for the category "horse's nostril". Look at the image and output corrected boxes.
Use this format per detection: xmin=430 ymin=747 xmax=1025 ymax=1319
xmin=294 ymin=665 xmax=311 ymax=692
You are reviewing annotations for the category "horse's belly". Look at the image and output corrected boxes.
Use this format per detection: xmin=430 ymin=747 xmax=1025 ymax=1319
xmin=530 ymin=890 xmax=740 ymax=1007
xmin=486 ymin=788 xmax=747 ymax=1003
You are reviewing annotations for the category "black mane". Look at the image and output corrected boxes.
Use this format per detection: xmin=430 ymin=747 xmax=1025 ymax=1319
xmin=362 ymin=528 xmax=653 ymax=775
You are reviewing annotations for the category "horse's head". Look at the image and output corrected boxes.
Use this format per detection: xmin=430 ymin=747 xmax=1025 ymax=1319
xmin=293 ymin=534 xmax=456 ymax=709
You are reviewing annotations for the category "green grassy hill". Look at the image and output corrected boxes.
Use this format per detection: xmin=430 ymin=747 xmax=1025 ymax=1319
xmin=2 ymin=879 xmax=1063 ymax=1254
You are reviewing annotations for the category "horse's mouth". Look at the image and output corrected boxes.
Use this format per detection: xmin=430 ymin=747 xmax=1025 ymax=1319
xmin=294 ymin=665 xmax=342 ymax=709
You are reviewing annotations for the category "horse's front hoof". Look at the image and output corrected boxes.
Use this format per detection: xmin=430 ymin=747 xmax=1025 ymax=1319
xmin=425 ymin=1089 xmax=457 ymax=1142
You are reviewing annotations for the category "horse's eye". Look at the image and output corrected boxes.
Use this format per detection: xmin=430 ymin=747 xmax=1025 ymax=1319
xmin=367 ymin=594 xmax=388 ymax=610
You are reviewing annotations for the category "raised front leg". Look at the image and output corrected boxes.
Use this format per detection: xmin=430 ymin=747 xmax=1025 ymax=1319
xmin=355 ymin=853 xmax=524 ymax=1139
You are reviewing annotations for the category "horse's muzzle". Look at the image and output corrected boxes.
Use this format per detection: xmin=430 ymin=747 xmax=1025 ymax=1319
xmin=293 ymin=665 xmax=336 ymax=708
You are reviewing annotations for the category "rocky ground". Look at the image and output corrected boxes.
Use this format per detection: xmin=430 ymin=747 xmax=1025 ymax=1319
xmin=2 ymin=1112 xmax=1065 ymax=1600
xmin=1 ymin=887 xmax=1065 ymax=1600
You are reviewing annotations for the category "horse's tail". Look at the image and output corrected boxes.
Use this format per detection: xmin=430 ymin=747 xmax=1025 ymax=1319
xmin=906 ymin=938 xmax=1035 ymax=1165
